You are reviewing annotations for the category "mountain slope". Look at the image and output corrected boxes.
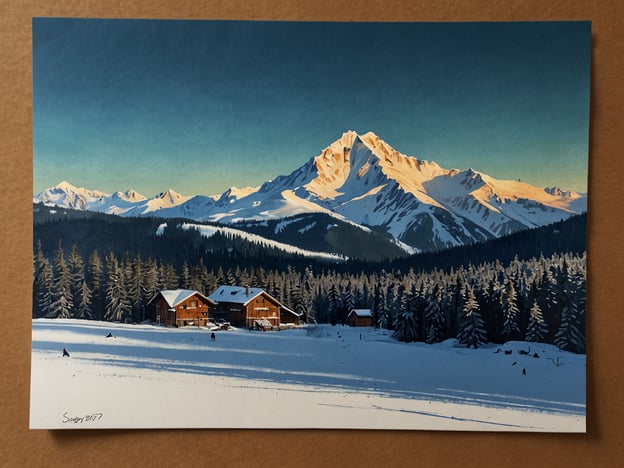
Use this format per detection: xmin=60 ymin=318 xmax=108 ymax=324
xmin=34 ymin=131 xmax=587 ymax=252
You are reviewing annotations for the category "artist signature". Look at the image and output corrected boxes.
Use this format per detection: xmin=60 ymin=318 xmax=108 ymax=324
xmin=62 ymin=411 xmax=103 ymax=424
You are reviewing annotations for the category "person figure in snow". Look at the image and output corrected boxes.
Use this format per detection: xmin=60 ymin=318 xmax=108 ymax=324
xmin=62 ymin=347 xmax=70 ymax=357
xmin=211 ymin=332 xmax=216 ymax=342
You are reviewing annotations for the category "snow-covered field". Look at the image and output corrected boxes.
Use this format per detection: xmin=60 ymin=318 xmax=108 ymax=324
xmin=30 ymin=319 xmax=585 ymax=431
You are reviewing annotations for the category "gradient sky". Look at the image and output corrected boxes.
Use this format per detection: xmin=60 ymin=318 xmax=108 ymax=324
xmin=33 ymin=19 xmax=591 ymax=196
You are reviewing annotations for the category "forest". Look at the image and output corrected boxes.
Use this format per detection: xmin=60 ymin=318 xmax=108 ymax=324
xmin=32 ymin=236 xmax=586 ymax=354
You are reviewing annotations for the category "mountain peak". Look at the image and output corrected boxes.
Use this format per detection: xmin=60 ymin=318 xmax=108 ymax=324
xmin=217 ymin=185 xmax=260 ymax=203
xmin=113 ymin=189 xmax=147 ymax=202
xmin=157 ymin=189 xmax=183 ymax=198
xmin=33 ymin=131 xmax=587 ymax=253
xmin=55 ymin=180 xmax=77 ymax=190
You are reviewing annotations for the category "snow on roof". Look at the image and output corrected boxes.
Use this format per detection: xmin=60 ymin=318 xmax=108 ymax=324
xmin=153 ymin=289 xmax=214 ymax=308
xmin=208 ymin=285 xmax=265 ymax=305
xmin=208 ymin=285 xmax=300 ymax=314
xmin=281 ymin=305 xmax=302 ymax=317
xmin=349 ymin=309 xmax=372 ymax=318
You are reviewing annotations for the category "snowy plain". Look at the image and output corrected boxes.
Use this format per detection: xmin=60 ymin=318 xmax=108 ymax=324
xmin=30 ymin=319 xmax=585 ymax=431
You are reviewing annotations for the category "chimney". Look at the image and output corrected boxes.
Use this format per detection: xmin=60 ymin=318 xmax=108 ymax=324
xmin=246 ymin=285 xmax=250 ymax=296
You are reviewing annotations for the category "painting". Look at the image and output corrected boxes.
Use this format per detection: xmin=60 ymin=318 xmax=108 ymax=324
xmin=31 ymin=19 xmax=589 ymax=430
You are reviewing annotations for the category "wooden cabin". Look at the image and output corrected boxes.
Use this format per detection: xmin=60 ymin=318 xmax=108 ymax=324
xmin=147 ymin=289 xmax=216 ymax=327
xmin=208 ymin=285 xmax=300 ymax=329
xmin=348 ymin=309 xmax=373 ymax=327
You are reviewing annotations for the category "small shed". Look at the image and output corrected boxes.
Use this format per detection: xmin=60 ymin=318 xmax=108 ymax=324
xmin=280 ymin=305 xmax=302 ymax=326
xmin=348 ymin=309 xmax=373 ymax=327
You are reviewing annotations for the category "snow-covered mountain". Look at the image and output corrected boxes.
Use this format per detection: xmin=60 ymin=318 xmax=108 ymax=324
xmin=34 ymin=131 xmax=587 ymax=252
xmin=35 ymin=183 xmax=191 ymax=216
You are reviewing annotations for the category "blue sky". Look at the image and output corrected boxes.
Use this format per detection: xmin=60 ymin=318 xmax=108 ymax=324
xmin=33 ymin=19 xmax=591 ymax=196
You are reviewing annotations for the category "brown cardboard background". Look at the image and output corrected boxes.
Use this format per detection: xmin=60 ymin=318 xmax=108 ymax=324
xmin=1 ymin=1 xmax=622 ymax=466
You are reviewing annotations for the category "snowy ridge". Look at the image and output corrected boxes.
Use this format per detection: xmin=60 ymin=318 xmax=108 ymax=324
xmin=34 ymin=131 xmax=587 ymax=252
xmin=158 ymin=222 xmax=346 ymax=261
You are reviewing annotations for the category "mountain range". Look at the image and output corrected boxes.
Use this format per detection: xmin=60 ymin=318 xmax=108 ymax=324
xmin=34 ymin=131 xmax=587 ymax=253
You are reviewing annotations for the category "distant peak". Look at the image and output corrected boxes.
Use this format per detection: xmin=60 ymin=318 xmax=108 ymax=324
xmin=544 ymin=186 xmax=574 ymax=198
xmin=158 ymin=189 xmax=181 ymax=198
xmin=54 ymin=180 xmax=78 ymax=190
xmin=218 ymin=185 xmax=259 ymax=203
xmin=114 ymin=189 xmax=146 ymax=201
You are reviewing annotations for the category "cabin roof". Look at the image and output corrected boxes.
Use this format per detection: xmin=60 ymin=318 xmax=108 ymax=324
xmin=208 ymin=285 xmax=264 ymax=305
xmin=208 ymin=285 xmax=298 ymax=314
xmin=148 ymin=289 xmax=216 ymax=308
xmin=348 ymin=309 xmax=373 ymax=318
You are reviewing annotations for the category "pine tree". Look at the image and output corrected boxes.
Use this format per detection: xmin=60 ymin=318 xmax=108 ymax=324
xmin=302 ymin=267 xmax=315 ymax=324
xmin=160 ymin=264 xmax=179 ymax=290
xmin=501 ymin=281 xmax=520 ymax=340
xmin=87 ymin=250 xmax=104 ymax=320
xmin=225 ymin=269 xmax=237 ymax=286
xmin=457 ymin=289 xmax=487 ymax=349
xmin=181 ymin=261 xmax=192 ymax=290
xmin=393 ymin=289 xmax=417 ymax=342
xmin=424 ymin=284 xmax=445 ymax=343
xmin=51 ymin=241 xmax=73 ymax=318
xmin=67 ymin=243 xmax=85 ymax=317
xmin=554 ymin=270 xmax=585 ymax=353
xmin=327 ymin=282 xmax=342 ymax=325
xmin=76 ymin=280 xmax=94 ymax=320
xmin=525 ymin=300 xmax=548 ymax=343
xmin=341 ymin=282 xmax=355 ymax=325
xmin=142 ymin=258 xmax=159 ymax=303
xmin=127 ymin=255 xmax=144 ymax=322
xmin=33 ymin=242 xmax=54 ymax=318
xmin=376 ymin=289 xmax=391 ymax=330
xmin=104 ymin=253 xmax=130 ymax=322
xmin=215 ymin=267 xmax=225 ymax=286
xmin=253 ymin=267 xmax=267 ymax=289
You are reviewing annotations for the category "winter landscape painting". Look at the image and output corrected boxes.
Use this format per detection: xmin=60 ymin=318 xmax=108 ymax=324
xmin=31 ymin=19 xmax=590 ymax=431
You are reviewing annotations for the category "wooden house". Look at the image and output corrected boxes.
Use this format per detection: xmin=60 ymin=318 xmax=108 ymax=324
xmin=147 ymin=289 xmax=216 ymax=327
xmin=208 ymin=285 xmax=300 ymax=329
xmin=348 ymin=309 xmax=373 ymax=327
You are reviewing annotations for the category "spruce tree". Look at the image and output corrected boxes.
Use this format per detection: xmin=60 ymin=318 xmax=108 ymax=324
xmin=67 ymin=243 xmax=85 ymax=317
xmin=525 ymin=300 xmax=548 ymax=343
xmin=76 ymin=280 xmax=94 ymax=320
xmin=104 ymin=253 xmax=130 ymax=322
xmin=34 ymin=248 xmax=55 ymax=318
xmin=457 ymin=289 xmax=487 ymax=349
xmin=226 ymin=269 xmax=237 ymax=286
xmin=142 ymin=258 xmax=159 ymax=303
xmin=181 ymin=261 xmax=192 ymax=290
xmin=393 ymin=289 xmax=417 ymax=342
xmin=88 ymin=250 xmax=104 ymax=320
xmin=327 ymin=282 xmax=342 ymax=325
xmin=127 ymin=255 xmax=144 ymax=322
xmin=554 ymin=270 xmax=585 ymax=353
xmin=51 ymin=241 xmax=73 ymax=318
xmin=341 ymin=282 xmax=355 ymax=325
xmin=501 ymin=281 xmax=520 ymax=340
xmin=160 ymin=264 xmax=179 ymax=290
xmin=424 ymin=284 xmax=445 ymax=343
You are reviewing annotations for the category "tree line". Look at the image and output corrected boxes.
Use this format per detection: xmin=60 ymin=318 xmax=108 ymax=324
xmin=33 ymin=239 xmax=586 ymax=354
